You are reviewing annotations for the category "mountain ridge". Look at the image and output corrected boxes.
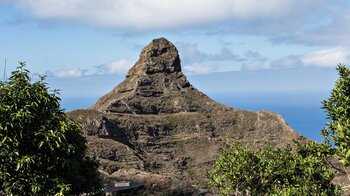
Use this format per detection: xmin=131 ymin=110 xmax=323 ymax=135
xmin=68 ymin=38 xmax=307 ymax=194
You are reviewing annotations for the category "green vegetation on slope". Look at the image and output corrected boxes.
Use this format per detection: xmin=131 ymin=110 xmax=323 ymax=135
xmin=209 ymin=64 xmax=350 ymax=195
xmin=208 ymin=142 xmax=340 ymax=195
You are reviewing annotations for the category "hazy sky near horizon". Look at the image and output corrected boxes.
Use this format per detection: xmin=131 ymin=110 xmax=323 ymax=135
xmin=0 ymin=0 xmax=349 ymax=97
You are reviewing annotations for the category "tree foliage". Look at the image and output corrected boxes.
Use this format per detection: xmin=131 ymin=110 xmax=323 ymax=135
xmin=322 ymin=64 xmax=350 ymax=166
xmin=0 ymin=62 xmax=101 ymax=195
xmin=208 ymin=142 xmax=340 ymax=195
xmin=209 ymin=64 xmax=350 ymax=195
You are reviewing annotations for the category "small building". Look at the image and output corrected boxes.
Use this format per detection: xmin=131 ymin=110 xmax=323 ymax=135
xmin=103 ymin=181 xmax=144 ymax=196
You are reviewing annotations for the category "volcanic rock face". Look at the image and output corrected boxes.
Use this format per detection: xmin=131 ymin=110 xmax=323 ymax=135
xmin=69 ymin=38 xmax=306 ymax=194
xmin=92 ymin=38 xmax=228 ymax=114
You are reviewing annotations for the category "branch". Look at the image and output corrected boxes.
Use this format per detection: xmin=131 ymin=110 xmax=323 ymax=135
xmin=325 ymin=157 xmax=346 ymax=174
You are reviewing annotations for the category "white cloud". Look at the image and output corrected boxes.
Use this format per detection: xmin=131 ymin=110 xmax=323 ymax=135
xmin=271 ymin=6 xmax=350 ymax=46
xmin=302 ymin=48 xmax=350 ymax=67
xmin=178 ymin=43 xmax=208 ymax=64
xmin=212 ymin=48 xmax=237 ymax=61
xmin=241 ymin=59 xmax=266 ymax=71
xmin=46 ymin=68 xmax=86 ymax=78
xmin=178 ymin=42 xmax=237 ymax=64
xmin=271 ymin=47 xmax=350 ymax=69
xmin=244 ymin=50 xmax=260 ymax=59
xmin=9 ymin=0 xmax=328 ymax=31
xmin=270 ymin=56 xmax=302 ymax=69
xmin=99 ymin=59 xmax=133 ymax=75
xmin=184 ymin=65 xmax=218 ymax=75
xmin=44 ymin=60 xmax=132 ymax=78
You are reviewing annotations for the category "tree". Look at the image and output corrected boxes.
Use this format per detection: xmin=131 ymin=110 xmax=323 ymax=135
xmin=322 ymin=64 xmax=350 ymax=166
xmin=0 ymin=62 xmax=101 ymax=195
xmin=208 ymin=142 xmax=340 ymax=195
xmin=208 ymin=64 xmax=350 ymax=195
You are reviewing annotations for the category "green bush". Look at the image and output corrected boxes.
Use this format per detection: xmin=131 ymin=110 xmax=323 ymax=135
xmin=0 ymin=62 xmax=101 ymax=195
xmin=208 ymin=64 xmax=350 ymax=195
xmin=208 ymin=142 xmax=340 ymax=195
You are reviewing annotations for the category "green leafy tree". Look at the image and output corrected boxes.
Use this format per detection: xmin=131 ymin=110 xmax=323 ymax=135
xmin=322 ymin=64 xmax=350 ymax=166
xmin=0 ymin=62 xmax=101 ymax=195
xmin=208 ymin=142 xmax=340 ymax=195
xmin=208 ymin=64 xmax=350 ymax=195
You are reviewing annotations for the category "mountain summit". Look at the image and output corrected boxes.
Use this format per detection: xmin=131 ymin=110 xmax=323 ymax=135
xmin=69 ymin=38 xmax=306 ymax=194
xmin=92 ymin=37 xmax=228 ymax=114
xmin=127 ymin=37 xmax=181 ymax=75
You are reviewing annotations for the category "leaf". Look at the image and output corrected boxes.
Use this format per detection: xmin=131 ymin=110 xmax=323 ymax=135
xmin=1 ymin=136 xmax=7 ymax=143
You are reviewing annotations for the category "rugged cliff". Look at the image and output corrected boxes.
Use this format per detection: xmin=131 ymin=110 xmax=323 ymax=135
xmin=68 ymin=38 xmax=306 ymax=194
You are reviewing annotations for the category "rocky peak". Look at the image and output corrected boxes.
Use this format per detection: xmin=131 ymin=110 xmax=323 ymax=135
xmin=68 ymin=37 xmax=312 ymax=194
xmin=126 ymin=37 xmax=181 ymax=77
xmin=91 ymin=38 xmax=229 ymax=114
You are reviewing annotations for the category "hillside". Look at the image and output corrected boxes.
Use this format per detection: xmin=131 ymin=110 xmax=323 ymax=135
xmin=68 ymin=38 xmax=307 ymax=194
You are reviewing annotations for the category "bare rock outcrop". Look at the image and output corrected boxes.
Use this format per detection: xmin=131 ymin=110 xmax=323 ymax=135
xmin=91 ymin=38 xmax=229 ymax=114
xmin=68 ymin=38 xmax=307 ymax=194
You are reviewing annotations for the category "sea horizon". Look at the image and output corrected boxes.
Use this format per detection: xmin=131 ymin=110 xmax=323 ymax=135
xmin=61 ymin=90 xmax=328 ymax=142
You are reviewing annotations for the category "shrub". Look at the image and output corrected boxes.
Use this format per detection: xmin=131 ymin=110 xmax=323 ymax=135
xmin=208 ymin=142 xmax=340 ymax=195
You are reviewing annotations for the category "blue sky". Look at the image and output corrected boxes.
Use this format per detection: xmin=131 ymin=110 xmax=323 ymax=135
xmin=0 ymin=0 xmax=349 ymax=98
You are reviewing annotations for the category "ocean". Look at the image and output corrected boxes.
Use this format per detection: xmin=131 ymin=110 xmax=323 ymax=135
xmin=210 ymin=91 xmax=329 ymax=142
xmin=61 ymin=91 xmax=329 ymax=142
